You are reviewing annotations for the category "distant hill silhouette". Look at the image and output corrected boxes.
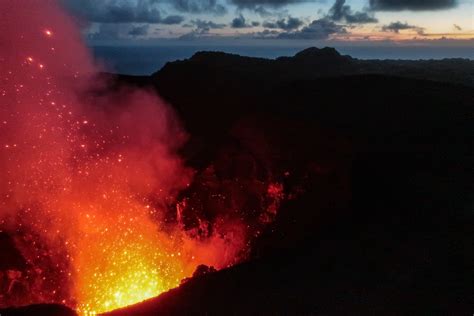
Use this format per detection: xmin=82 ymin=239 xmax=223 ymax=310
xmin=2 ymin=47 xmax=473 ymax=315
xmin=152 ymin=46 xmax=474 ymax=87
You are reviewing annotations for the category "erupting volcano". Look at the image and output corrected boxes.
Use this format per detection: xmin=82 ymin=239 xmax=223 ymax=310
xmin=0 ymin=1 xmax=282 ymax=314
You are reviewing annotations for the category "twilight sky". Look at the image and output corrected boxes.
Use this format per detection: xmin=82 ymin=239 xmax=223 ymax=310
xmin=62 ymin=0 xmax=473 ymax=46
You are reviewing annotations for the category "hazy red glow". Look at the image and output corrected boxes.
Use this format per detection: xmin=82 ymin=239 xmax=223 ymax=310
xmin=0 ymin=1 xmax=281 ymax=314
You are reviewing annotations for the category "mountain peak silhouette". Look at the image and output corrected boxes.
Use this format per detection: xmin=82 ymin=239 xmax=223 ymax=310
xmin=293 ymin=47 xmax=342 ymax=59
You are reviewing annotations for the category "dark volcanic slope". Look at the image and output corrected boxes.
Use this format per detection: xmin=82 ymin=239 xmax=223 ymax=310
xmin=0 ymin=304 xmax=76 ymax=316
xmin=101 ymin=48 xmax=474 ymax=315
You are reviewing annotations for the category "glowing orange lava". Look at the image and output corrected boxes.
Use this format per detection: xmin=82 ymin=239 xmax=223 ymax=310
xmin=0 ymin=1 xmax=280 ymax=314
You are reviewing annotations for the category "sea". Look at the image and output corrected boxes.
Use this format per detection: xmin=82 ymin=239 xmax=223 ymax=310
xmin=90 ymin=45 xmax=474 ymax=75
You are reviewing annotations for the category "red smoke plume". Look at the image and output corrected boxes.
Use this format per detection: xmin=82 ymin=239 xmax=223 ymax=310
xmin=0 ymin=1 xmax=282 ymax=314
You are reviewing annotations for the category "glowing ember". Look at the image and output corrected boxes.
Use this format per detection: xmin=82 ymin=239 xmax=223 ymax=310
xmin=0 ymin=1 xmax=281 ymax=314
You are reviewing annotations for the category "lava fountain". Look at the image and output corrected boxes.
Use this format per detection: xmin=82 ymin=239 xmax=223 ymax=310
xmin=0 ymin=1 xmax=281 ymax=314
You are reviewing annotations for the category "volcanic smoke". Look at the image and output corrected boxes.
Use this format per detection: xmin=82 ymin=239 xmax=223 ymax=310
xmin=0 ymin=1 xmax=282 ymax=314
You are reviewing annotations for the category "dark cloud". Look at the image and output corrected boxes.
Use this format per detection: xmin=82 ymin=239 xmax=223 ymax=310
xmin=178 ymin=30 xmax=205 ymax=40
xmin=63 ymin=0 xmax=184 ymax=24
xmin=229 ymin=0 xmax=306 ymax=9
xmin=89 ymin=23 xmax=121 ymax=40
xmin=88 ymin=23 xmax=143 ymax=40
xmin=172 ymin=0 xmax=227 ymax=15
xmin=262 ymin=21 xmax=277 ymax=28
xmin=87 ymin=22 xmax=164 ymax=40
xmin=128 ymin=24 xmax=150 ymax=36
xmin=254 ymin=6 xmax=273 ymax=16
xmin=180 ymin=18 xmax=226 ymax=39
xmin=162 ymin=15 xmax=186 ymax=24
xmin=263 ymin=16 xmax=304 ymax=30
xmin=231 ymin=14 xmax=251 ymax=28
xmin=65 ymin=0 xmax=227 ymax=20
xmin=328 ymin=0 xmax=378 ymax=24
xmin=382 ymin=21 xmax=425 ymax=34
xmin=253 ymin=29 xmax=281 ymax=38
xmin=369 ymin=0 xmax=457 ymax=11
xmin=180 ymin=24 xmax=226 ymax=39
xmin=190 ymin=19 xmax=227 ymax=30
xmin=64 ymin=0 xmax=159 ymax=23
xmin=179 ymin=19 xmax=226 ymax=40
xmin=278 ymin=18 xmax=346 ymax=39
xmin=179 ymin=30 xmax=206 ymax=40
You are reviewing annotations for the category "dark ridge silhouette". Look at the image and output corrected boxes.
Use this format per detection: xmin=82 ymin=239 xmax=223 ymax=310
xmin=0 ymin=304 xmax=76 ymax=316
xmin=152 ymin=46 xmax=474 ymax=87
xmin=2 ymin=47 xmax=473 ymax=315
xmin=293 ymin=46 xmax=343 ymax=59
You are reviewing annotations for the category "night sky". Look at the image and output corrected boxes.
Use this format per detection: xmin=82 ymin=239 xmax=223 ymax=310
xmin=54 ymin=0 xmax=474 ymax=74
xmin=62 ymin=0 xmax=473 ymax=45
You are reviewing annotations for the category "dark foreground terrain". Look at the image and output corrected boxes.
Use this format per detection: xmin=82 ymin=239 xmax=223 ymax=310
xmin=1 ymin=47 xmax=473 ymax=315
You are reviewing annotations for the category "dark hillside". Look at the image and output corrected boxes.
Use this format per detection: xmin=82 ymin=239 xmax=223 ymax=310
xmin=2 ymin=47 xmax=473 ymax=315
xmin=101 ymin=48 xmax=474 ymax=315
